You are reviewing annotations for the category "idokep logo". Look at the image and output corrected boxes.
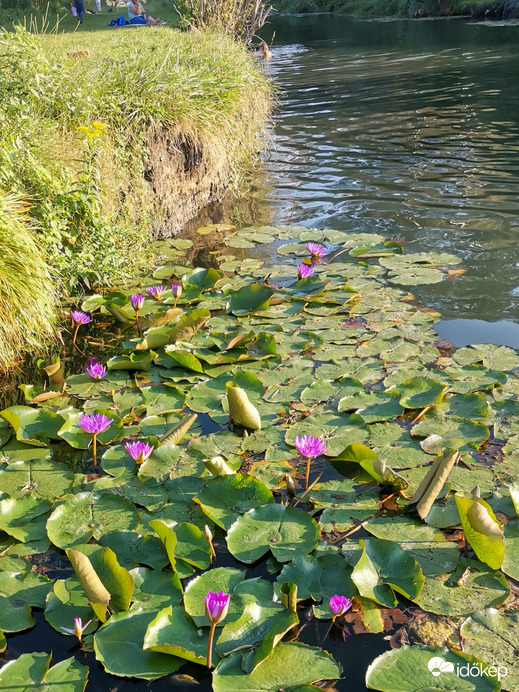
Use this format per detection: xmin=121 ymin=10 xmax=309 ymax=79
xmin=427 ymin=656 xmax=508 ymax=684
xmin=428 ymin=657 xmax=454 ymax=677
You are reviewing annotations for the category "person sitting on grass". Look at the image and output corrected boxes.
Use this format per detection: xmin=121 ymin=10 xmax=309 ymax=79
xmin=127 ymin=0 xmax=164 ymax=25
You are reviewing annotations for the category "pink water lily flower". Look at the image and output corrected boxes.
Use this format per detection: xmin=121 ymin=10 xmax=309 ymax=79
xmin=205 ymin=590 xmax=230 ymax=625
xmin=297 ymin=263 xmax=314 ymax=280
xmin=61 ymin=616 xmax=92 ymax=642
xmin=294 ymin=434 xmax=329 ymax=459
xmin=124 ymin=440 xmax=154 ymax=465
xmin=294 ymin=434 xmax=329 ymax=491
xmin=306 ymin=242 xmax=328 ymax=258
xmin=204 ymin=590 xmax=230 ymax=669
xmin=71 ymin=310 xmax=92 ymax=325
xmin=84 ymin=361 xmax=106 ymax=380
xmin=330 ymin=594 xmax=352 ymax=617
xmin=78 ymin=413 xmax=112 ymax=434
xmin=130 ymin=294 xmax=145 ymax=311
xmin=146 ymin=285 xmax=165 ymax=301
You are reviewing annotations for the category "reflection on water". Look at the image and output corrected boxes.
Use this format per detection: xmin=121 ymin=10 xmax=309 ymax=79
xmin=251 ymin=15 xmax=519 ymax=342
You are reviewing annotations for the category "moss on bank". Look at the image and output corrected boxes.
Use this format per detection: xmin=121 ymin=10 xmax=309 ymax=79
xmin=0 ymin=26 xmax=272 ymax=371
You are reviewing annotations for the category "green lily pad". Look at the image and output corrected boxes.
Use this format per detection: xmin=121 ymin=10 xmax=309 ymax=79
xmin=183 ymin=566 xmax=244 ymax=628
xmin=226 ymin=504 xmax=320 ymax=564
xmin=0 ymin=496 xmax=51 ymax=542
xmin=213 ymin=642 xmax=341 ymax=692
xmin=366 ymin=645 xmax=500 ymax=691
xmin=455 ymin=495 xmax=504 ymax=570
xmin=94 ymin=608 xmax=184 ymax=679
xmin=351 ymin=538 xmax=425 ymax=608
xmin=0 ymin=570 xmax=51 ymax=632
xmin=227 ymin=283 xmax=273 ymax=315
xmin=99 ymin=531 xmax=168 ymax=571
xmin=0 ymin=407 xmax=63 ymax=447
xmin=194 ymin=474 xmax=274 ymax=530
xmin=144 ymin=605 xmax=215 ymax=666
xmin=130 ymin=567 xmax=183 ymax=611
xmin=413 ymin=561 xmax=509 ymax=616
xmin=0 ymin=458 xmax=74 ymax=500
xmin=364 ymin=516 xmax=459 ymax=576
xmin=46 ymin=492 xmax=140 ymax=549
xmin=44 ymin=576 xmax=96 ymax=635
xmin=396 ymin=377 xmax=448 ymax=409
xmin=0 ymin=653 xmax=88 ymax=691
xmin=460 ymin=608 xmax=519 ymax=692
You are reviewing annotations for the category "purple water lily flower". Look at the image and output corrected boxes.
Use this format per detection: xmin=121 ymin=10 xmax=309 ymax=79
xmin=61 ymin=616 xmax=92 ymax=642
xmin=204 ymin=590 xmax=230 ymax=669
xmin=294 ymin=434 xmax=329 ymax=491
xmin=297 ymin=263 xmax=314 ymax=280
xmin=78 ymin=413 xmax=112 ymax=435
xmin=84 ymin=361 xmax=107 ymax=380
xmin=171 ymin=283 xmax=182 ymax=307
xmin=146 ymin=285 xmax=165 ymax=301
xmin=71 ymin=310 xmax=92 ymax=325
xmin=330 ymin=595 xmax=352 ymax=617
xmin=306 ymin=242 xmax=328 ymax=258
xmin=130 ymin=294 xmax=145 ymax=312
xmin=294 ymin=434 xmax=329 ymax=459
xmin=204 ymin=590 xmax=230 ymax=625
xmin=124 ymin=440 xmax=154 ymax=465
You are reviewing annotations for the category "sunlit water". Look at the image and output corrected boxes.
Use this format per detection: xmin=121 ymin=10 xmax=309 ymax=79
xmin=252 ymin=15 xmax=519 ymax=346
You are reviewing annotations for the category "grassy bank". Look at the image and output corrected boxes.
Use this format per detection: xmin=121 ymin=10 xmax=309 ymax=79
xmin=0 ymin=25 xmax=272 ymax=373
xmin=274 ymin=0 xmax=485 ymax=17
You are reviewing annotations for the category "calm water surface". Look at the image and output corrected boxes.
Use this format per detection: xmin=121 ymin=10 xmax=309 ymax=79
xmin=253 ymin=15 xmax=519 ymax=345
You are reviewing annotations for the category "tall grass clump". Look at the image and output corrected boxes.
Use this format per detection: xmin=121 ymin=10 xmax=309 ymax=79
xmin=0 ymin=26 xmax=272 ymax=289
xmin=0 ymin=25 xmax=272 ymax=372
xmin=174 ymin=0 xmax=272 ymax=42
xmin=0 ymin=192 xmax=57 ymax=373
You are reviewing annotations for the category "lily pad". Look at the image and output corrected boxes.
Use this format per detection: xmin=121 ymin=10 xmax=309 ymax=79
xmin=194 ymin=474 xmax=274 ymax=530
xmin=213 ymin=642 xmax=341 ymax=692
xmin=46 ymin=492 xmax=140 ymax=549
xmin=94 ymin=608 xmax=184 ymax=679
xmin=226 ymin=504 xmax=320 ymax=564
xmin=366 ymin=645 xmax=500 ymax=691
xmin=0 ymin=653 xmax=88 ymax=691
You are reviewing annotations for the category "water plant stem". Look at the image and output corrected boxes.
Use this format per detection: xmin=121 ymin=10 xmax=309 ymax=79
xmin=207 ymin=622 xmax=216 ymax=669
xmin=72 ymin=323 xmax=87 ymax=358
xmin=92 ymin=433 xmax=98 ymax=470
xmin=304 ymin=456 xmax=311 ymax=490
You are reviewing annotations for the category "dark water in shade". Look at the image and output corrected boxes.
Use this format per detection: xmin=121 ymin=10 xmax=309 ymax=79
xmin=253 ymin=15 xmax=519 ymax=347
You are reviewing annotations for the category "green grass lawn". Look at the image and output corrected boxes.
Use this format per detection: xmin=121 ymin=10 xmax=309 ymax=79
xmin=1 ymin=0 xmax=178 ymax=32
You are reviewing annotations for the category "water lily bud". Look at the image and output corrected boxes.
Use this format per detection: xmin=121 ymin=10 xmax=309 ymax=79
xmin=204 ymin=590 xmax=230 ymax=625
xmin=226 ymin=382 xmax=261 ymax=430
xmin=285 ymin=475 xmax=296 ymax=495
xmin=61 ymin=616 xmax=92 ymax=642
xmin=204 ymin=525 xmax=213 ymax=543
xmin=329 ymin=594 xmax=352 ymax=617
xmin=204 ymin=455 xmax=234 ymax=477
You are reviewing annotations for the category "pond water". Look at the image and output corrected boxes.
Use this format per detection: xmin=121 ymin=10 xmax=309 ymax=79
xmin=240 ymin=14 xmax=519 ymax=346
xmin=4 ymin=14 xmax=519 ymax=692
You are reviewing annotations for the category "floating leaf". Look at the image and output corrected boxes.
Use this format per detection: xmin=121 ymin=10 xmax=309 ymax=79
xmin=227 ymin=283 xmax=273 ymax=315
xmin=213 ymin=642 xmax=341 ymax=692
xmin=226 ymin=382 xmax=261 ymax=430
xmin=227 ymin=504 xmax=320 ymax=564
xmin=455 ymin=495 xmax=504 ymax=570
xmin=144 ymin=605 xmax=214 ymax=666
xmin=0 ymin=406 xmax=62 ymax=446
xmin=0 ymin=653 xmax=88 ymax=692
xmin=351 ymin=538 xmax=424 ymax=608
xmin=94 ymin=608 xmax=183 ymax=679
xmin=366 ymin=645 xmax=500 ymax=691
xmin=194 ymin=474 xmax=274 ymax=530
xmin=0 ymin=570 xmax=51 ymax=632
xmin=46 ymin=492 xmax=140 ymax=549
